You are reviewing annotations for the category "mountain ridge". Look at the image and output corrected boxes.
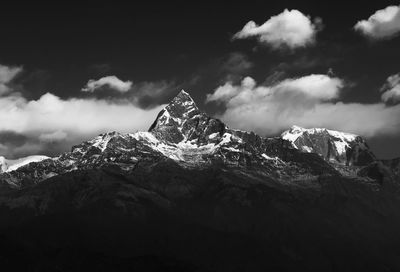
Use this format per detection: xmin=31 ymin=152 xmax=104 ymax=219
xmin=0 ymin=90 xmax=397 ymax=188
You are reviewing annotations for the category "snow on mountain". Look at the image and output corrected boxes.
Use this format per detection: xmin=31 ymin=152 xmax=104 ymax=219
xmin=0 ymin=90 xmax=388 ymax=188
xmin=282 ymin=125 xmax=358 ymax=153
xmin=0 ymin=155 xmax=50 ymax=173
xmin=281 ymin=125 xmax=376 ymax=166
xmin=68 ymin=127 xmax=250 ymax=166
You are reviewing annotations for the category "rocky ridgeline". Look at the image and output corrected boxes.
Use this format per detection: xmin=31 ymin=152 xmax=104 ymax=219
xmin=0 ymin=90 xmax=397 ymax=188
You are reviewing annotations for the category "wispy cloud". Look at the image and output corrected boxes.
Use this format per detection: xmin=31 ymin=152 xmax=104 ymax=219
xmin=82 ymin=75 xmax=133 ymax=92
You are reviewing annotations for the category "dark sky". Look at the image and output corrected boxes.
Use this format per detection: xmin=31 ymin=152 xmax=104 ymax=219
xmin=0 ymin=1 xmax=399 ymax=159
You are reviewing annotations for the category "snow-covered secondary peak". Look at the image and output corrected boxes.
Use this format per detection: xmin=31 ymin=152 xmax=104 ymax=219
xmin=282 ymin=125 xmax=358 ymax=149
xmin=0 ymin=155 xmax=50 ymax=173
xmin=281 ymin=125 xmax=375 ymax=166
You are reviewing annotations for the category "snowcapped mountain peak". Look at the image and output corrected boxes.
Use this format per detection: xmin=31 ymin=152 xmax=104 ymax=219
xmin=282 ymin=125 xmax=375 ymax=166
xmin=148 ymin=90 xmax=226 ymax=144
xmin=175 ymin=89 xmax=195 ymax=103
xmin=149 ymin=90 xmax=199 ymax=132
xmin=163 ymin=89 xmax=199 ymax=118
xmin=167 ymin=89 xmax=199 ymax=114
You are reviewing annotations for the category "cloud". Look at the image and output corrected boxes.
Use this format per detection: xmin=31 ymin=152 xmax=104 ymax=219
xmin=80 ymin=75 xmax=178 ymax=109
xmin=233 ymin=9 xmax=322 ymax=49
xmin=381 ymin=73 xmax=400 ymax=103
xmin=82 ymin=75 xmax=133 ymax=92
xmin=0 ymin=64 xmax=174 ymax=158
xmin=207 ymin=74 xmax=342 ymax=105
xmin=206 ymin=75 xmax=400 ymax=137
xmin=0 ymin=93 xmax=164 ymax=135
xmin=0 ymin=65 xmax=23 ymax=95
xmin=354 ymin=5 xmax=400 ymax=39
xmin=0 ymin=91 xmax=165 ymax=158
xmin=0 ymin=64 xmax=175 ymax=158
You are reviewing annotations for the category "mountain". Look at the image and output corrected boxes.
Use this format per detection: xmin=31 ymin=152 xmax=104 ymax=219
xmin=0 ymin=90 xmax=341 ymax=188
xmin=0 ymin=91 xmax=399 ymax=271
xmin=1 ymin=91 xmax=393 ymax=189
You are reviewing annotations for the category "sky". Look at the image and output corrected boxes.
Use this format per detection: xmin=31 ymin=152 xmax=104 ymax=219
xmin=0 ymin=1 xmax=400 ymax=159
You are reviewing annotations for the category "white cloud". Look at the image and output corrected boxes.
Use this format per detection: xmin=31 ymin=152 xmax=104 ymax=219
xmin=381 ymin=73 xmax=400 ymax=103
xmin=275 ymin=74 xmax=343 ymax=100
xmin=233 ymin=9 xmax=321 ymax=49
xmin=0 ymin=65 xmax=22 ymax=95
xmin=82 ymin=75 xmax=133 ymax=92
xmin=354 ymin=5 xmax=400 ymax=39
xmin=0 ymin=92 xmax=165 ymax=158
xmin=208 ymin=74 xmax=342 ymax=106
xmin=0 ymin=93 xmax=164 ymax=136
xmin=206 ymin=75 xmax=400 ymax=137
xmin=0 ymin=64 xmax=174 ymax=158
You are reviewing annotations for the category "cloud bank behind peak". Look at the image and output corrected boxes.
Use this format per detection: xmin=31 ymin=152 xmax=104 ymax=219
xmin=206 ymin=74 xmax=400 ymax=138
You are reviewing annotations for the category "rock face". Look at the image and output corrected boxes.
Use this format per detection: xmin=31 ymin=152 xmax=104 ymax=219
xmin=149 ymin=90 xmax=225 ymax=144
xmin=282 ymin=125 xmax=376 ymax=166
xmin=0 ymin=91 xmax=400 ymax=271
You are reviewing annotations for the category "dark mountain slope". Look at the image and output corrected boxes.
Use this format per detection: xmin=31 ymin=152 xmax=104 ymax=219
xmin=0 ymin=160 xmax=400 ymax=271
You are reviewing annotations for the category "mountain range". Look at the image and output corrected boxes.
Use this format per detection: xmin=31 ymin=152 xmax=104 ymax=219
xmin=0 ymin=90 xmax=399 ymax=271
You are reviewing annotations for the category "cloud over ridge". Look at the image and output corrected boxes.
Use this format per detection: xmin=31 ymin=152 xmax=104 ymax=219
xmin=206 ymin=75 xmax=400 ymax=137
